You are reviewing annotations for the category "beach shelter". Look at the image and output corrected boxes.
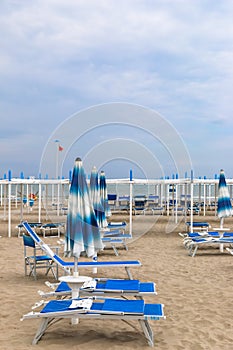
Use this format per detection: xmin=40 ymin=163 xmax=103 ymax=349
xmin=89 ymin=166 xmax=108 ymax=229
xmin=217 ymin=169 xmax=233 ymax=228
xmin=64 ymin=158 xmax=104 ymax=275
xmin=100 ymin=170 xmax=111 ymax=218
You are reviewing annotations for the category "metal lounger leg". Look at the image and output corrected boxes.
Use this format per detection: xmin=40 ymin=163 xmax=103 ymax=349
xmin=125 ymin=267 xmax=133 ymax=280
xmin=32 ymin=317 xmax=51 ymax=344
xmin=191 ymin=245 xmax=198 ymax=257
xmin=111 ymin=244 xmax=119 ymax=256
xmin=45 ymin=262 xmax=57 ymax=280
xmin=139 ymin=319 xmax=154 ymax=347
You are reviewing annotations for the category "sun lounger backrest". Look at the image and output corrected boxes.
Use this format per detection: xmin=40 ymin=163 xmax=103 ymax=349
xmin=22 ymin=222 xmax=42 ymax=244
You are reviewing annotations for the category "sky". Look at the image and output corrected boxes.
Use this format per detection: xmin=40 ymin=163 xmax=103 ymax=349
xmin=1 ymin=0 xmax=233 ymax=180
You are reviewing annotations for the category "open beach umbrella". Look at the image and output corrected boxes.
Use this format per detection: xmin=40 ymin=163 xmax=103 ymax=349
xmin=100 ymin=170 xmax=111 ymax=218
xmin=64 ymin=158 xmax=104 ymax=275
xmin=90 ymin=166 xmax=108 ymax=229
xmin=217 ymin=169 xmax=233 ymax=228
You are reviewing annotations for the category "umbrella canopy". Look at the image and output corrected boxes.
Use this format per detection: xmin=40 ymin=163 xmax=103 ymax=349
xmin=90 ymin=166 xmax=108 ymax=229
xmin=217 ymin=169 xmax=233 ymax=227
xmin=64 ymin=158 xmax=103 ymax=260
xmin=100 ymin=170 xmax=111 ymax=218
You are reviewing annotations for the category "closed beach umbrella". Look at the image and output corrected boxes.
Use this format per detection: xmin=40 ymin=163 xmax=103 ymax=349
xmin=90 ymin=166 xmax=108 ymax=229
xmin=100 ymin=170 xmax=111 ymax=218
xmin=217 ymin=169 xmax=233 ymax=228
xmin=64 ymin=158 xmax=103 ymax=274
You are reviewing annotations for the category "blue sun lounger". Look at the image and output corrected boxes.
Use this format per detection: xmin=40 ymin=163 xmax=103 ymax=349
xmin=185 ymin=235 xmax=233 ymax=257
xmin=107 ymin=221 xmax=127 ymax=230
xmin=22 ymin=221 xmax=141 ymax=279
xmin=40 ymin=222 xmax=65 ymax=238
xmin=21 ymin=297 xmax=165 ymax=346
xmin=102 ymin=230 xmax=132 ymax=255
xmin=186 ymin=221 xmax=210 ymax=232
xmin=182 ymin=231 xmax=233 ymax=240
xmin=38 ymin=278 xmax=157 ymax=299
xmin=101 ymin=236 xmax=130 ymax=256
xmin=17 ymin=222 xmax=42 ymax=237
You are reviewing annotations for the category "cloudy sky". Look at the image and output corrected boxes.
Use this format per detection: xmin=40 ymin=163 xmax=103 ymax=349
xmin=1 ymin=0 xmax=233 ymax=179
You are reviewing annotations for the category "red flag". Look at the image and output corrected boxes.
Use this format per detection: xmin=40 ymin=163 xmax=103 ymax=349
xmin=58 ymin=145 xmax=64 ymax=151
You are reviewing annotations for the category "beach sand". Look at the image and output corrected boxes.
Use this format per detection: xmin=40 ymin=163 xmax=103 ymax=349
xmin=1 ymin=211 xmax=233 ymax=350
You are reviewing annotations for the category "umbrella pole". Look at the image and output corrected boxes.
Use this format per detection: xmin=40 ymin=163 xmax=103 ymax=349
xmin=220 ymin=217 xmax=224 ymax=229
xmin=92 ymin=254 xmax=98 ymax=274
xmin=219 ymin=217 xmax=224 ymax=252
xmin=73 ymin=257 xmax=79 ymax=278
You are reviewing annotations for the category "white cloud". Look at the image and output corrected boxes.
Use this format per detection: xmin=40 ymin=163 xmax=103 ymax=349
xmin=1 ymin=0 xmax=233 ymax=177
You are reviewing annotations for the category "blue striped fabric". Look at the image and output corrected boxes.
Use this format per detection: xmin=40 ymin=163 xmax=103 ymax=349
xmin=217 ymin=169 xmax=233 ymax=218
xmin=90 ymin=166 xmax=108 ymax=229
xmin=64 ymin=158 xmax=104 ymax=258
xmin=100 ymin=171 xmax=111 ymax=218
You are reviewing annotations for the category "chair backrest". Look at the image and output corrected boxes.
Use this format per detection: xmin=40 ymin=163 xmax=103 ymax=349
xmin=23 ymin=234 xmax=35 ymax=248
xmin=22 ymin=221 xmax=71 ymax=274
xmin=22 ymin=222 xmax=43 ymax=244
xmin=108 ymin=194 xmax=117 ymax=201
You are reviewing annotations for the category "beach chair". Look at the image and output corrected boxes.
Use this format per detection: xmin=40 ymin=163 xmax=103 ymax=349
xmin=107 ymin=221 xmax=127 ymax=232
xmin=22 ymin=221 xmax=141 ymax=279
xmin=38 ymin=278 xmax=157 ymax=299
xmin=180 ymin=231 xmax=233 ymax=241
xmin=17 ymin=222 xmax=42 ymax=237
xmin=133 ymin=195 xmax=147 ymax=215
xmin=101 ymin=236 xmax=128 ymax=256
xmin=21 ymin=297 xmax=165 ymax=346
xmin=185 ymin=235 xmax=233 ymax=257
xmin=23 ymin=235 xmax=57 ymax=280
xmin=185 ymin=221 xmax=210 ymax=232
xmin=151 ymin=206 xmax=164 ymax=215
xmin=103 ymin=229 xmax=132 ymax=252
xmin=147 ymin=195 xmax=160 ymax=209
xmin=107 ymin=194 xmax=117 ymax=212
xmin=118 ymin=196 xmax=130 ymax=212
xmin=40 ymin=222 xmax=65 ymax=238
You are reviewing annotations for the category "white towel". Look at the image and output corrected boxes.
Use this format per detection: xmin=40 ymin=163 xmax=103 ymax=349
xmin=69 ymin=298 xmax=93 ymax=309
xmin=81 ymin=279 xmax=97 ymax=290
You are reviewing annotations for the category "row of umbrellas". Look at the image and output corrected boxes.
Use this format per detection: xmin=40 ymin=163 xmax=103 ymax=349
xmin=189 ymin=168 xmax=233 ymax=232
xmin=65 ymin=158 xmax=233 ymax=272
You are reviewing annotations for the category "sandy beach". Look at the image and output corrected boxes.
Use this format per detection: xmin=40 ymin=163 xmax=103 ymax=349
xmin=1 ymin=211 xmax=233 ymax=350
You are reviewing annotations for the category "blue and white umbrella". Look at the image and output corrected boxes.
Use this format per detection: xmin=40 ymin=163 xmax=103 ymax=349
xmin=90 ymin=166 xmax=108 ymax=229
xmin=217 ymin=169 xmax=233 ymax=228
xmin=64 ymin=158 xmax=104 ymax=274
xmin=100 ymin=170 xmax=111 ymax=218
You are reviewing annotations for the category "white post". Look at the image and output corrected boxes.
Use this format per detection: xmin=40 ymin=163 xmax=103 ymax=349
xmin=38 ymin=183 xmax=42 ymax=223
xmin=129 ymin=170 xmax=133 ymax=237
xmin=190 ymin=171 xmax=194 ymax=233
xmin=57 ymin=183 xmax=60 ymax=217
xmin=8 ymin=182 xmax=11 ymax=238
xmin=203 ymin=183 xmax=206 ymax=216
xmin=175 ymin=184 xmax=178 ymax=224
xmin=129 ymin=181 xmax=133 ymax=236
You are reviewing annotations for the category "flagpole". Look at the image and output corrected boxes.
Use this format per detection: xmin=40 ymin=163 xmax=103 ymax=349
xmin=54 ymin=140 xmax=64 ymax=179
xmin=54 ymin=140 xmax=59 ymax=179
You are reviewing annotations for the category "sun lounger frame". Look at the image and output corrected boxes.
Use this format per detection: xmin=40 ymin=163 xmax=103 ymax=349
xmin=21 ymin=297 xmax=165 ymax=346
xmin=186 ymin=236 xmax=233 ymax=257
xmin=38 ymin=278 xmax=157 ymax=299
xmin=22 ymin=221 xmax=141 ymax=279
